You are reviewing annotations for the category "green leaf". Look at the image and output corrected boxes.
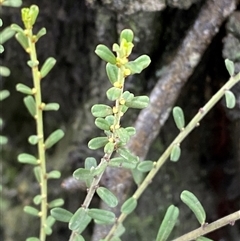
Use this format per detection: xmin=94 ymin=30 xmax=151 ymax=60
xmin=88 ymin=208 xmax=116 ymax=224
xmin=180 ymin=190 xmax=206 ymax=225
xmin=96 ymin=187 xmax=118 ymax=207
xmin=85 ymin=157 xmax=97 ymax=169
xmin=29 ymin=5 xmax=39 ymax=26
xmin=137 ymin=161 xmax=154 ymax=172
xmin=48 ymin=198 xmax=64 ymax=208
xmin=11 ymin=24 xmax=24 ymax=34
xmin=125 ymin=55 xmax=151 ymax=74
xmin=122 ymin=91 xmax=134 ymax=102
xmin=18 ymin=153 xmax=38 ymax=165
xmin=121 ymin=197 xmax=137 ymax=214
xmin=0 ymin=90 xmax=10 ymax=100
xmin=27 ymin=60 xmax=39 ymax=68
xmin=117 ymin=147 xmax=139 ymax=163
xmin=170 ymin=144 xmax=181 ymax=162
xmin=0 ymin=66 xmax=10 ymax=77
xmin=28 ymin=135 xmax=39 ymax=145
xmin=24 ymin=96 xmax=36 ymax=117
xmin=120 ymin=29 xmax=134 ymax=43
xmin=15 ymin=32 xmax=28 ymax=50
xmin=24 ymin=206 xmax=39 ymax=217
xmin=109 ymin=157 xmax=137 ymax=169
xmin=104 ymin=141 xmax=115 ymax=154
xmin=225 ymin=59 xmax=234 ymax=76
xmin=43 ymin=103 xmax=60 ymax=111
xmin=95 ymin=44 xmax=116 ymax=64
xmin=44 ymin=129 xmax=64 ymax=149
xmin=125 ymin=127 xmax=136 ymax=136
xmin=131 ymin=168 xmax=144 ymax=185
xmin=88 ymin=136 xmax=109 ymax=150
xmin=47 ymin=170 xmax=61 ymax=179
xmin=225 ymin=90 xmax=236 ymax=109
xmin=115 ymin=128 xmax=130 ymax=144
xmin=40 ymin=57 xmax=56 ymax=78
xmin=33 ymin=195 xmax=42 ymax=205
xmin=1 ymin=0 xmax=22 ymax=7
xmin=95 ymin=117 xmax=110 ymax=131
xmin=91 ymin=104 xmax=113 ymax=118
xmin=106 ymin=63 xmax=118 ymax=85
xmin=90 ymin=162 xmax=108 ymax=176
xmin=33 ymin=166 xmax=41 ymax=183
xmin=73 ymin=168 xmax=93 ymax=181
xmin=173 ymin=106 xmax=185 ymax=130
xmin=156 ymin=205 xmax=179 ymax=241
xmin=44 ymin=225 xmax=52 ymax=236
xmin=50 ymin=208 xmax=73 ymax=223
xmin=46 ymin=215 xmax=56 ymax=228
xmin=16 ymin=83 xmax=33 ymax=95
xmin=0 ymin=27 xmax=15 ymax=45
xmin=125 ymin=96 xmax=149 ymax=109
xmin=36 ymin=27 xmax=47 ymax=40
xmin=69 ymin=207 xmax=89 ymax=231
xmin=26 ymin=238 xmax=40 ymax=241
xmin=106 ymin=87 xmax=122 ymax=101
xmin=105 ymin=115 xmax=115 ymax=125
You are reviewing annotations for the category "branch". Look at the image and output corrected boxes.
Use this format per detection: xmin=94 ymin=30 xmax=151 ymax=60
xmin=172 ymin=210 xmax=240 ymax=241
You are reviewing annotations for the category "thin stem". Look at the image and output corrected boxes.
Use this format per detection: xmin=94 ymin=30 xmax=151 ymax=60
xmin=105 ymin=73 xmax=240 ymax=240
xmin=27 ymin=29 xmax=47 ymax=241
xmin=172 ymin=210 xmax=240 ymax=241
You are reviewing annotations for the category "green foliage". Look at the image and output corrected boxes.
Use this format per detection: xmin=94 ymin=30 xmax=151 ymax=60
xmin=180 ymin=190 xmax=206 ymax=225
xmin=156 ymin=205 xmax=179 ymax=241
xmin=5 ymin=4 xmax=240 ymax=241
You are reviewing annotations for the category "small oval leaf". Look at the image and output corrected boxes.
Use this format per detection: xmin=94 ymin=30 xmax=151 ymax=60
xmin=96 ymin=187 xmax=118 ymax=207
xmin=125 ymin=96 xmax=149 ymax=109
xmin=173 ymin=106 xmax=185 ymax=130
xmin=49 ymin=198 xmax=64 ymax=208
xmin=16 ymin=83 xmax=33 ymax=95
xmin=51 ymin=208 xmax=73 ymax=223
xmin=120 ymin=29 xmax=134 ymax=43
xmin=106 ymin=87 xmax=122 ymax=101
xmin=40 ymin=57 xmax=56 ymax=78
xmin=104 ymin=141 xmax=115 ymax=154
xmin=170 ymin=145 xmax=181 ymax=162
xmin=15 ymin=32 xmax=29 ymax=50
xmin=24 ymin=206 xmax=39 ymax=217
xmin=24 ymin=96 xmax=36 ymax=117
xmin=0 ymin=67 xmax=10 ymax=77
xmin=95 ymin=44 xmax=116 ymax=64
xmin=180 ymin=190 xmax=206 ymax=225
xmin=73 ymin=168 xmax=93 ymax=181
xmin=88 ymin=208 xmax=116 ymax=224
xmin=69 ymin=207 xmax=89 ymax=231
xmin=109 ymin=157 xmax=137 ymax=169
xmin=137 ymin=161 xmax=154 ymax=172
xmin=225 ymin=90 xmax=236 ymax=109
xmin=18 ymin=153 xmax=38 ymax=165
xmin=106 ymin=63 xmax=118 ymax=85
xmin=121 ymin=197 xmax=137 ymax=214
xmin=95 ymin=118 xmax=110 ymax=131
xmin=43 ymin=103 xmax=60 ymax=111
xmin=28 ymin=135 xmax=39 ymax=145
xmin=91 ymin=104 xmax=113 ymax=118
xmin=156 ymin=205 xmax=179 ymax=241
xmin=85 ymin=157 xmax=97 ymax=169
xmin=225 ymin=59 xmax=234 ymax=76
xmin=44 ymin=129 xmax=64 ymax=149
xmin=88 ymin=137 xmax=109 ymax=150
xmin=34 ymin=166 xmax=41 ymax=183
xmin=47 ymin=170 xmax=61 ymax=179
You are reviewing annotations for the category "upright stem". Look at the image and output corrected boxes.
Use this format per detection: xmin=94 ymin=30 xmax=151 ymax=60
xmin=27 ymin=28 xmax=47 ymax=241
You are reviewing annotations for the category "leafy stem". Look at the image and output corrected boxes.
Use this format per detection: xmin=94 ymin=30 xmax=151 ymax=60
xmin=105 ymin=72 xmax=240 ymax=240
xmin=25 ymin=21 xmax=48 ymax=241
